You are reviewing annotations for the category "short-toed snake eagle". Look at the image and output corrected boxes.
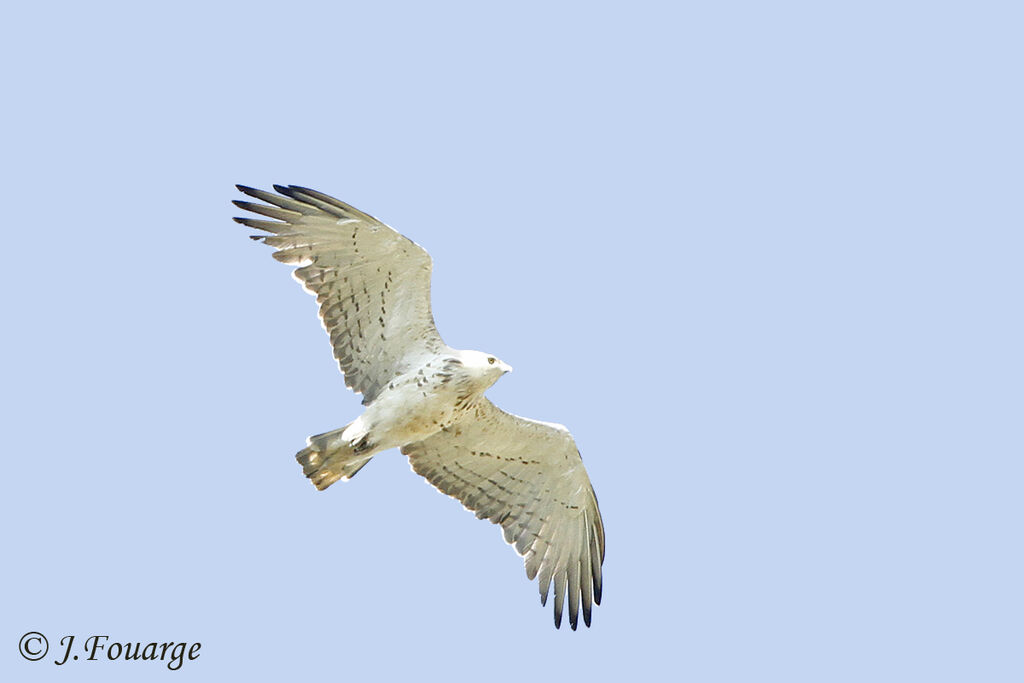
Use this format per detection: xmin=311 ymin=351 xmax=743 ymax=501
xmin=234 ymin=185 xmax=604 ymax=629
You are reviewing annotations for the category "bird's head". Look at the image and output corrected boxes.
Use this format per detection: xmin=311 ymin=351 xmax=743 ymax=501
xmin=460 ymin=349 xmax=512 ymax=387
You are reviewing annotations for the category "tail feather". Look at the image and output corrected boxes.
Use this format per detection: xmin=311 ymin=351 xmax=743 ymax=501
xmin=296 ymin=424 xmax=374 ymax=490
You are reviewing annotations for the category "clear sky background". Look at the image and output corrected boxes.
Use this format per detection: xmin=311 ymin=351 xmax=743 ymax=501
xmin=3 ymin=2 xmax=1021 ymax=681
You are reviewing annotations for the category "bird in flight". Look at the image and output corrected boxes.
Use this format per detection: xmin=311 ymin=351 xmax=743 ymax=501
xmin=233 ymin=185 xmax=604 ymax=629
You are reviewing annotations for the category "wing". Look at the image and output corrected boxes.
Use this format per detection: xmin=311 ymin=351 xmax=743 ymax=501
xmin=402 ymin=399 xmax=605 ymax=630
xmin=234 ymin=185 xmax=446 ymax=402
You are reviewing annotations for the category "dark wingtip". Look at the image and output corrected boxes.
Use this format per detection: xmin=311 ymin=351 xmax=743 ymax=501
xmin=272 ymin=184 xmax=293 ymax=196
xmin=554 ymin=610 xmax=562 ymax=629
xmin=236 ymin=184 xmax=264 ymax=198
xmin=233 ymin=217 xmax=275 ymax=237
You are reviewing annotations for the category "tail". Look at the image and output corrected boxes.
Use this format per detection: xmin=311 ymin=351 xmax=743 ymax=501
xmin=295 ymin=423 xmax=374 ymax=490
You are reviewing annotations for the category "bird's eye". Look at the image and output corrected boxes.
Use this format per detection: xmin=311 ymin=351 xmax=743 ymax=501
xmin=487 ymin=357 xmax=496 ymax=365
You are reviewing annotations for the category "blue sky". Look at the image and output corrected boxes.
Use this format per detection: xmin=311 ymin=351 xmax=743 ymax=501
xmin=3 ymin=2 xmax=1021 ymax=681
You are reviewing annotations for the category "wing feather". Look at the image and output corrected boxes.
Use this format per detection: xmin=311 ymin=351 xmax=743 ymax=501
xmin=231 ymin=200 xmax=302 ymax=222
xmin=234 ymin=185 xmax=445 ymax=401
xmin=402 ymin=399 xmax=605 ymax=628
xmin=236 ymin=184 xmax=318 ymax=214
xmin=553 ymin=566 xmax=567 ymax=629
xmin=579 ymin=527 xmax=594 ymax=627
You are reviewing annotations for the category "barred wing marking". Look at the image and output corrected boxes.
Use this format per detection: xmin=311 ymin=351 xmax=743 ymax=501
xmin=234 ymin=185 xmax=445 ymax=402
xmin=402 ymin=399 xmax=605 ymax=630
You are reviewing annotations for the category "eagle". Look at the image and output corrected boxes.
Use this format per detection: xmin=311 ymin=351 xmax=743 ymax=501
xmin=233 ymin=185 xmax=605 ymax=629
